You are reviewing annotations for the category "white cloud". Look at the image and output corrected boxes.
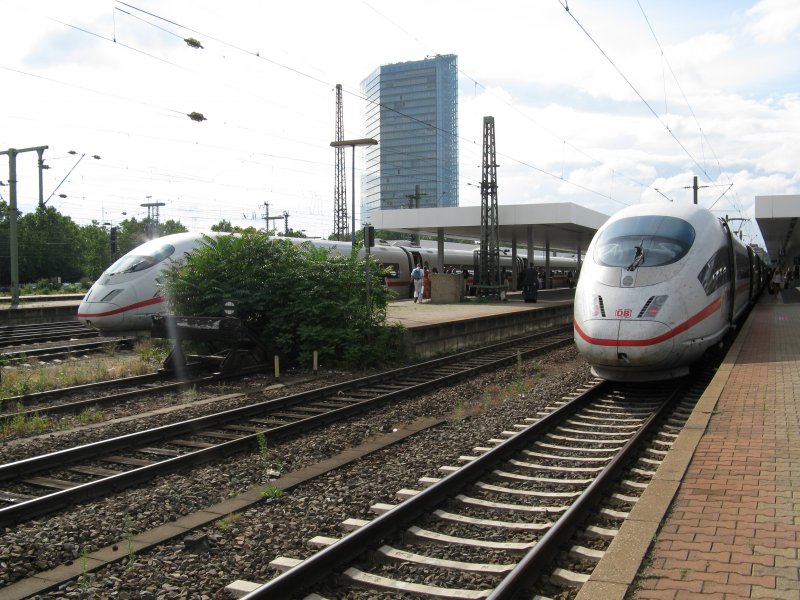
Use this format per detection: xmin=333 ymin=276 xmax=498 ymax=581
xmin=0 ymin=0 xmax=798 ymax=252
xmin=746 ymin=0 xmax=800 ymax=43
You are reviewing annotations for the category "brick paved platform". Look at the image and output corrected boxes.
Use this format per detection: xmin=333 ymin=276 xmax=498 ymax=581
xmin=576 ymin=296 xmax=800 ymax=600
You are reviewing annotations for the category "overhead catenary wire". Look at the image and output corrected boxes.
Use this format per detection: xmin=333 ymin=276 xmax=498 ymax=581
xmin=558 ymin=0 xmax=753 ymax=241
xmin=3 ymin=1 xmax=763 ymax=244
xmin=555 ymin=0 xmax=716 ymax=185
xmin=115 ymin=0 xmax=635 ymax=209
xmin=634 ymin=0 xmax=745 ymax=220
xmin=361 ymin=0 xmax=647 ymax=197
xmin=12 ymin=1 xmax=644 ymax=228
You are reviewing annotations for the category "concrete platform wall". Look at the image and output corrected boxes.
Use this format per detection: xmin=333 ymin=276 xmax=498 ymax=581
xmin=1 ymin=303 xmax=80 ymax=326
xmin=402 ymin=303 xmax=573 ymax=358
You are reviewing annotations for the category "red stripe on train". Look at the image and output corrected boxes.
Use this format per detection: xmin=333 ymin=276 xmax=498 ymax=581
xmin=77 ymin=296 xmax=166 ymax=318
xmin=574 ymin=297 xmax=722 ymax=348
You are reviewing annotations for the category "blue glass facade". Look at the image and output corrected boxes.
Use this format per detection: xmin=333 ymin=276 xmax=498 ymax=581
xmin=361 ymin=54 xmax=459 ymax=220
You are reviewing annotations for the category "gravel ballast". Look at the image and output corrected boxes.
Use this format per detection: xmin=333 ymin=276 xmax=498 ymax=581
xmin=0 ymin=346 xmax=591 ymax=598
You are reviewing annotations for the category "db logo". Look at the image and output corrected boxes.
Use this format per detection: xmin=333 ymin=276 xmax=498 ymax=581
xmin=615 ymin=308 xmax=633 ymax=318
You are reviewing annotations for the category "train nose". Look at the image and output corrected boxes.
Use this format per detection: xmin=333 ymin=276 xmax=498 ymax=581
xmin=617 ymin=320 xmax=674 ymax=366
xmin=575 ymin=319 xmax=675 ymax=368
xmin=77 ymin=301 xmax=125 ymax=330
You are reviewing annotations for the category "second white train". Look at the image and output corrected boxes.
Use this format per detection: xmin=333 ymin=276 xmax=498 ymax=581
xmin=573 ymin=202 xmax=765 ymax=381
xmin=78 ymin=233 xmax=578 ymax=334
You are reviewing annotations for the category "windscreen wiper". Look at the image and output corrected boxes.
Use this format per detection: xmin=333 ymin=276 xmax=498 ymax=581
xmin=627 ymin=239 xmax=645 ymax=271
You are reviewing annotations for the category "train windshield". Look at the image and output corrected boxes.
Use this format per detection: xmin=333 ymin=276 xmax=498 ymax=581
xmin=594 ymin=216 xmax=695 ymax=268
xmin=106 ymin=243 xmax=177 ymax=274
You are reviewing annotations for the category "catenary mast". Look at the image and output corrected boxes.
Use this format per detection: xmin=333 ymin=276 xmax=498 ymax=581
xmin=479 ymin=116 xmax=500 ymax=290
xmin=333 ymin=84 xmax=348 ymax=240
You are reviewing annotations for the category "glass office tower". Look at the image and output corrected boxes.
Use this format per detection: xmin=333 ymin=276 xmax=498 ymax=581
xmin=361 ymin=54 xmax=459 ymax=219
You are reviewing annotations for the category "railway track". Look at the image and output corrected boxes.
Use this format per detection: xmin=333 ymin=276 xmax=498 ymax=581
xmin=240 ymin=371 xmax=709 ymax=599
xmin=0 ymin=366 xmax=240 ymax=423
xmin=0 ymin=321 xmax=98 ymax=348
xmin=0 ymin=326 xmax=574 ymax=528
xmin=0 ymin=337 xmax=134 ymax=365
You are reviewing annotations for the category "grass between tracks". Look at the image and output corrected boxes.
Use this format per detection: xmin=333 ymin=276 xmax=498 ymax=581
xmin=452 ymin=353 xmax=544 ymax=420
xmin=0 ymin=339 xmax=170 ymax=405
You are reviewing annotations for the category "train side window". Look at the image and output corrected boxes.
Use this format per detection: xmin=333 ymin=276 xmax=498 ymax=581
xmin=382 ymin=263 xmax=400 ymax=279
xmin=697 ymin=248 xmax=730 ymax=295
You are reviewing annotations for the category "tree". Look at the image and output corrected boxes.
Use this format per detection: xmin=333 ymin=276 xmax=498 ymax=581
xmin=211 ymin=220 xmax=262 ymax=234
xmin=162 ymin=232 xmax=404 ymax=368
xmin=211 ymin=219 xmax=234 ymax=232
xmin=116 ymin=218 xmax=149 ymax=256
xmin=18 ymin=206 xmax=82 ymax=283
xmin=278 ymin=228 xmax=307 ymax=238
xmin=78 ymin=221 xmax=113 ymax=280
xmin=161 ymin=219 xmax=187 ymax=235
xmin=0 ymin=200 xmax=9 ymax=286
xmin=116 ymin=217 xmax=188 ymax=256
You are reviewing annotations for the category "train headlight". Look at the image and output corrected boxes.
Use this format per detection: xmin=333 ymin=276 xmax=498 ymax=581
xmin=639 ymin=295 xmax=668 ymax=319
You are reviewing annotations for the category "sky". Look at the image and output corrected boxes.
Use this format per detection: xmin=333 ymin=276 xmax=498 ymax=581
xmin=1 ymin=0 xmax=799 ymax=248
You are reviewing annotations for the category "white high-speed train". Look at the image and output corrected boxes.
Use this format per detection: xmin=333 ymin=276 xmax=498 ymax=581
xmin=573 ymin=203 xmax=766 ymax=381
xmin=78 ymin=232 xmax=579 ymax=334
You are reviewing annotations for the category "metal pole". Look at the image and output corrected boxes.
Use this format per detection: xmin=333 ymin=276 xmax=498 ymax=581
xmin=365 ymin=238 xmax=371 ymax=324
xmin=351 ymin=145 xmax=356 ymax=246
xmin=2 ymin=145 xmax=47 ymax=306
xmin=8 ymin=150 xmax=19 ymax=306
xmin=330 ymin=138 xmax=377 ymax=246
xmin=36 ymin=148 xmax=45 ymax=208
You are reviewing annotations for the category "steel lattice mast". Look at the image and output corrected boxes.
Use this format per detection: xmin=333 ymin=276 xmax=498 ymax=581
xmin=479 ymin=116 xmax=500 ymax=288
xmin=333 ymin=84 xmax=348 ymax=241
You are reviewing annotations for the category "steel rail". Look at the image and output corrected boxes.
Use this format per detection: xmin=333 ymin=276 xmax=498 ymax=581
xmin=3 ymin=324 xmax=572 ymax=417
xmin=0 ymin=339 xmax=133 ymax=364
xmin=1 ymin=324 xmax=570 ymax=410
xmin=0 ymin=329 xmax=572 ymax=476
xmin=0 ymin=329 xmax=99 ymax=347
xmin=0 ymin=329 xmax=573 ymax=527
xmin=0 ymin=374 xmax=217 ymax=421
xmin=0 ymin=360 xmax=275 ymax=420
xmin=0 ymin=321 xmax=87 ymax=334
xmin=239 ymin=379 xmax=611 ymax=599
xmin=0 ymin=372 xmax=168 ymax=416
xmin=487 ymin=380 xmax=689 ymax=598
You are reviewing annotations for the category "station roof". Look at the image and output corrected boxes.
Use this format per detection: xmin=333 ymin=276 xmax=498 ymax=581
xmin=755 ymin=195 xmax=800 ymax=265
xmin=369 ymin=202 xmax=609 ymax=252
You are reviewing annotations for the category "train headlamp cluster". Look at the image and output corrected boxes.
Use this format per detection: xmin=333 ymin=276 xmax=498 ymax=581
xmin=588 ymin=294 xmax=668 ymax=320
xmin=637 ymin=295 xmax=668 ymax=319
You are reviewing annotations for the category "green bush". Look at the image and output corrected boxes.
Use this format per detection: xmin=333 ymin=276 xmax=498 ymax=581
xmin=161 ymin=232 xmax=405 ymax=369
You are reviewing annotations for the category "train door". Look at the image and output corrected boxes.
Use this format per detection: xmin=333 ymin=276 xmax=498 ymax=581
xmin=514 ymin=256 xmax=526 ymax=289
xmin=721 ymin=219 xmax=736 ymax=325
xmin=398 ymin=247 xmax=422 ymax=298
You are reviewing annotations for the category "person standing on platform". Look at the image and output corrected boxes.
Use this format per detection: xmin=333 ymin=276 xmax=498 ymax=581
xmin=772 ymin=269 xmax=783 ymax=296
xmin=410 ymin=263 xmax=424 ymax=303
xmin=521 ymin=265 xmax=539 ymax=303
xmin=423 ymin=264 xmax=431 ymax=301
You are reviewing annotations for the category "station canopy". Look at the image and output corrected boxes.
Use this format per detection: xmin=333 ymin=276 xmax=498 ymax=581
xmin=368 ymin=202 xmax=609 ymax=254
xmin=755 ymin=195 xmax=800 ymax=266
